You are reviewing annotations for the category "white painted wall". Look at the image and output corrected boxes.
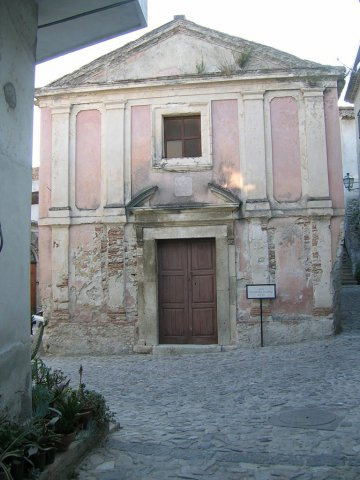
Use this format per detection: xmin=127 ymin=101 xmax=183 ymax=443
xmin=339 ymin=108 xmax=358 ymax=202
xmin=0 ymin=0 xmax=37 ymax=420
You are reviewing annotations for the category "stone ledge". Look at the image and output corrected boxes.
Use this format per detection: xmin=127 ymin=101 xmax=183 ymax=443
xmin=152 ymin=344 xmax=222 ymax=355
xmin=37 ymin=421 xmax=119 ymax=480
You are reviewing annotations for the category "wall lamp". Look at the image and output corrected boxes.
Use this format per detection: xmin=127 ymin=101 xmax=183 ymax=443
xmin=343 ymin=173 xmax=359 ymax=191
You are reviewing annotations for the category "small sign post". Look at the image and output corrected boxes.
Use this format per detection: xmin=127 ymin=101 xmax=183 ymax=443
xmin=246 ymin=284 xmax=276 ymax=347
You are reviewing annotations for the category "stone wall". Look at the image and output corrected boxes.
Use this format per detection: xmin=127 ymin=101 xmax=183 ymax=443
xmin=345 ymin=198 xmax=360 ymax=281
xmin=235 ymin=216 xmax=335 ymax=347
xmin=42 ymin=223 xmax=138 ymax=354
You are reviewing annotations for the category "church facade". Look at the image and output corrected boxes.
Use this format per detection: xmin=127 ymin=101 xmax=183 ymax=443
xmin=36 ymin=17 xmax=345 ymax=354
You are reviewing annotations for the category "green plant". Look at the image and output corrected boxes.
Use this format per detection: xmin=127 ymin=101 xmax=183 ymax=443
xmin=77 ymin=365 xmax=114 ymax=426
xmin=32 ymin=384 xmax=53 ymax=420
xmin=32 ymin=359 xmax=70 ymax=423
xmin=54 ymin=390 xmax=81 ymax=434
xmin=79 ymin=389 xmax=114 ymax=426
xmin=195 ymin=56 xmax=206 ymax=74
xmin=0 ymin=415 xmax=35 ymax=480
xmin=217 ymin=55 xmax=236 ymax=75
xmin=234 ymin=49 xmax=251 ymax=69
xmin=0 ymin=441 xmax=23 ymax=480
xmin=32 ymin=359 xmax=68 ymax=392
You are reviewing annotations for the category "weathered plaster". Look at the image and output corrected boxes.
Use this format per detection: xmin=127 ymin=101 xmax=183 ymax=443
xmin=51 ymin=107 xmax=71 ymax=209
xmin=39 ymin=107 xmax=52 ymax=217
xmin=243 ymin=92 xmax=267 ymax=202
xmin=75 ymin=109 xmax=101 ymax=209
xmin=212 ymin=99 xmax=241 ymax=195
xmin=270 ymin=96 xmax=301 ymax=202
xmin=303 ymin=90 xmax=329 ymax=199
xmin=36 ymin=19 xmax=345 ymax=353
xmin=0 ymin=0 xmax=37 ymax=419
xmin=324 ymin=88 xmax=345 ymax=211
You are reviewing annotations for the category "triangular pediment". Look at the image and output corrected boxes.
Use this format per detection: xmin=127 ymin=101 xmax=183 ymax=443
xmin=39 ymin=17 xmax=335 ymax=91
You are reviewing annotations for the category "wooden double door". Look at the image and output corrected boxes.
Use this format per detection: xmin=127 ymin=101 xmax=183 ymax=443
xmin=158 ymin=238 xmax=217 ymax=344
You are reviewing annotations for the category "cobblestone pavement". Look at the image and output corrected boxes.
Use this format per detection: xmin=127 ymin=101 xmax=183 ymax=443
xmin=44 ymin=326 xmax=360 ymax=480
xmin=340 ymin=285 xmax=360 ymax=333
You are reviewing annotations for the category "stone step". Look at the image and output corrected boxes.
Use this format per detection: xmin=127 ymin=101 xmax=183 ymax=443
xmin=341 ymin=248 xmax=358 ymax=285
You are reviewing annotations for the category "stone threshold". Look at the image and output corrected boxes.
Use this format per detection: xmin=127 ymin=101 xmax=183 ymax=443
xmin=152 ymin=344 xmax=223 ymax=355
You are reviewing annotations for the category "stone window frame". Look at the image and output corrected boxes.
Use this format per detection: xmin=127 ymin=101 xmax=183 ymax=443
xmin=152 ymin=102 xmax=212 ymax=171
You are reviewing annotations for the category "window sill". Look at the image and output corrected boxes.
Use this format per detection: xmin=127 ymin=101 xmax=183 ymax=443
xmin=153 ymin=157 xmax=212 ymax=172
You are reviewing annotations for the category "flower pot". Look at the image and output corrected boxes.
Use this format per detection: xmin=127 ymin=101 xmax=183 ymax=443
xmin=45 ymin=447 xmax=56 ymax=465
xmin=10 ymin=458 xmax=25 ymax=480
xmin=0 ymin=470 xmax=8 ymax=480
xmin=75 ymin=410 xmax=93 ymax=430
xmin=30 ymin=450 xmax=46 ymax=472
xmin=55 ymin=431 xmax=76 ymax=452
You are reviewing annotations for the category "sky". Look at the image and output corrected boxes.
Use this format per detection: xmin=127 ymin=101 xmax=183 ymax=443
xmin=32 ymin=0 xmax=360 ymax=164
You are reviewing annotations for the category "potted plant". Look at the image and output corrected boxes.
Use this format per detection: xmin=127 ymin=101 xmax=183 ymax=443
xmin=77 ymin=365 xmax=114 ymax=429
xmin=53 ymin=389 xmax=81 ymax=451
xmin=0 ymin=416 xmax=34 ymax=480
xmin=78 ymin=388 xmax=114 ymax=428
xmin=23 ymin=419 xmax=58 ymax=472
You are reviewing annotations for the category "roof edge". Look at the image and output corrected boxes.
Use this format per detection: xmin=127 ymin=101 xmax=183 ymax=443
xmin=38 ymin=17 xmax=343 ymax=92
xmin=35 ymin=66 xmax=345 ymax=99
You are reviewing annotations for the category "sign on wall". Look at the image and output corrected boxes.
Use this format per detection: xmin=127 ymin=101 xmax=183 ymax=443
xmin=246 ymin=284 xmax=277 ymax=347
xmin=246 ymin=284 xmax=276 ymax=300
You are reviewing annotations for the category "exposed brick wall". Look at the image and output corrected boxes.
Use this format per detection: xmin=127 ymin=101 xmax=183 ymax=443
xmin=44 ymin=223 xmax=139 ymax=354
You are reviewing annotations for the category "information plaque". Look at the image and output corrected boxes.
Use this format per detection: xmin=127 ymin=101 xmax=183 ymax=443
xmin=246 ymin=284 xmax=276 ymax=347
xmin=246 ymin=284 xmax=276 ymax=300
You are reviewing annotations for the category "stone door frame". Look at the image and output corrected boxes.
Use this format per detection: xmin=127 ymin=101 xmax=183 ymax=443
xmin=136 ymin=223 xmax=236 ymax=350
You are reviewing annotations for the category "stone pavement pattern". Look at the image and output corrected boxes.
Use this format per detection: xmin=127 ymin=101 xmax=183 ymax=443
xmin=45 ymin=328 xmax=360 ymax=480
xmin=340 ymin=285 xmax=360 ymax=333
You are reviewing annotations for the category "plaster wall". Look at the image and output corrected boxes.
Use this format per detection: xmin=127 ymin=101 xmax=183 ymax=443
xmin=0 ymin=0 xmax=37 ymax=419
xmin=212 ymin=99 xmax=241 ymax=192
xmin=75 ymin=110 xmax=101 ymax=209
xmin=39 ymin=107 xmax=52 ymax=217
xmin=37 ymin=75 xmax=344 ymax=352
xmin=131 ymin=100 xmax=241 ymax=205
xmin=100 ymin=33 xmax=282 ymax=83
xmin=342 ymin=80 xmax=360 ymax=279
xmin=270 ymin=97 xmax=301 ymax=202
xmin=324 ymin=89 xmax=345 ymax=210
xmin=340 ymin=113 xmax=357 ymax=183
xmin=303 ymin=91 xmax=329 ymax=199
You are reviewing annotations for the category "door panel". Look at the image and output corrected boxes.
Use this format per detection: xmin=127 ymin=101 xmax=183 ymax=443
xmin=192 ymin=308 xmax=216 ymax=337
xmin=161 ymin=308 xmax=186 ymax=337
xmin=158 ymin=238 xmax=217 ymax=344
xmin=192 ymin=274 xmax=215 ymax=302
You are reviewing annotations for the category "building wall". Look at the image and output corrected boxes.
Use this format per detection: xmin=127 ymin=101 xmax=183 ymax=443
xmin=343 ymin=90 xmax=360 ymax=277
xmin=38 ymin=79 xmax=344 ymax=353
xmin=0 ymin=0 xmax=37 ymax=419
xmin=339 ymin=107 xmax=358 ymax=204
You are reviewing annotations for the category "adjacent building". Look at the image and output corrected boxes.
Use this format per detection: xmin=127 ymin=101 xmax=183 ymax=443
xmin=36 ymin=17 xmax=346 ymax=354
xmin=0 ymin=0 xmax=147 ymax=420
xmin=344 ymin=46 xmax=360 ymax=281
